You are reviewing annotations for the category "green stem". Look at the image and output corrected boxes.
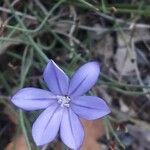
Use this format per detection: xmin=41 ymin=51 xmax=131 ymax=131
xmin=6 ymin=0 xmax=65 ymax=33
xmin=19 ymin=110 xmax=32 ymax=150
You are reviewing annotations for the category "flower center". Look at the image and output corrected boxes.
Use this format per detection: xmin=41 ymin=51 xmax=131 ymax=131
xmin=56 ymin=95 xmax=71 ymax=107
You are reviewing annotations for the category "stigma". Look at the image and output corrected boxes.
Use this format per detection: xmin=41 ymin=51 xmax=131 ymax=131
xmin=56 ymin=95 xmax=71 ymax=107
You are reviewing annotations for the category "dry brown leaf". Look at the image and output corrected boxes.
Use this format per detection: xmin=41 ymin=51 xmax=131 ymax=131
xmin=5 ymin=134 xmax=28 ymax=150
xmin=81 ymin=119 xmax=105 ymax=150
xmin=114 ymin=47 xmax=136 ymax=76
xmin=114 ymin=33 xmax=136 ymax=76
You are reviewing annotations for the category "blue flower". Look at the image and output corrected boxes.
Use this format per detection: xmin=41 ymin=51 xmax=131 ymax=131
xmin=11 ymin=60 xmax=110 ymax=150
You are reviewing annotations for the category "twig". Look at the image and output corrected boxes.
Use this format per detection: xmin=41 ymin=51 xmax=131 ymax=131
xmin=69 ymin=5 xmax=77 ymax=53
xmin=0 ymin=6 xmax=36 ymax=20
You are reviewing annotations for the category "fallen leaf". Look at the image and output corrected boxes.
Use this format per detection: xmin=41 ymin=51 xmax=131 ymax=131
xmin=5 ymin=134 xmax=28 ymax=150
xmin=114 ymin=33 xmax=137 ymax=76
xmin=81 ymin=119 xmax=105 ymax=150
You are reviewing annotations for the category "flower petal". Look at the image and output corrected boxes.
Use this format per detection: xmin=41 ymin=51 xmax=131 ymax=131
xmin=71 ymin=96 xmax=111 ymax=120
xmin=32 ymin=103 xmax=63 ymax=146
xmin=68 ymin=62 xmax=100 ymax=97
xmin=11 ymin=88 xmax=56 ymax=111
xmin=60 ymin=108 xmax=84 ymax=150
xmin=43 ymin=60 xmax=69 ymax=95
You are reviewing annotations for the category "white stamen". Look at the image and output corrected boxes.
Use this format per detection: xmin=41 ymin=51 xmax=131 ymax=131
xmin=56 ymin=95 xmax=71 ymax=107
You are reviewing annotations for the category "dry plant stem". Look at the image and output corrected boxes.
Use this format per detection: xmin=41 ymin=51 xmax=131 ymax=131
xmin=97 ymin=12 xmax=150 ymax=29
xmin=34 ymin=0 xmax=48 ymax=15
xmin=112 ymin=108 xmax=150 ymax=130
xmin=56 ymin=20 xmax=150 ymax=35
xmin=54 ymin=29 xmax=90 ymax=53
xmin=130 ymin=39 xmax=150 ymax=114
xmin=79 ymin=0 xmax=150 ymax=30
xmin=117 ymin=25 xmax=150 ymax=95
xmin=11 ymin=0 xmax=20 ymax=6
xmin=0 ymin=7 xmax=36 ymax=20
xmin=41 ymin=144 xmax=49 ymax=150
xmin=57 ymin=20 xmax=123 ymax=32
xmin=69 ymin=5 xmax=77 ymax=53
xmin=131 ymin=38 xmax=150 ymax=98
